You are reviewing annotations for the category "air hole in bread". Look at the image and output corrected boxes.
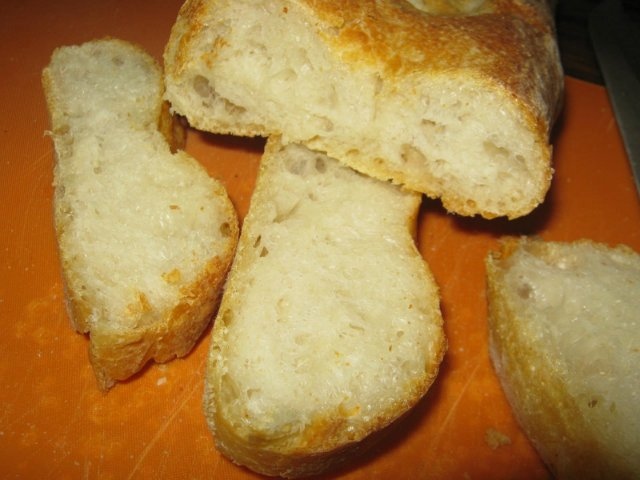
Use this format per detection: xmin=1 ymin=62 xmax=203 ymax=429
xmin=220 ymin=222 xmax=232 ymax=237
xmin=246 ymin=388 xmax=261 ymax=399
xmin=421 ymin=118 xmax=446 ymax=136
xmin=273 ymin=68 xmax=297 ymax=83
xmin=274 ymin=202 xmax=300 ymax=223
xmin=317 ymin=116 xmax=334 ymax=132
xmin=55 ymin=124 xmax=70 ymax=136
xmin=374 ymin=74 xmax=384 ymax=95
xmin=111 ymin=56 xmax=124 ymax=66
xmin=222 ymin=97 xmax=247 ymax=116
xmin=349 ymin=323 xmax=365 ymax=333
xmin=483 ymin=140 xmax=511 ymax=159
xmin=260 ymin=246 xmax=269 ymax=257
xmin=339 ymin=401 xmax=361 ymax=417
xmin=284 ymin=156 xmax=308 ymax=175
xmin=517 ymin=282 xmax=532 ymax=299
xmin=400 ymin=144 xmax=427 ymax=168
xmin=315 ymin=156 xmax=326 ymax=173
xmin=193 ymin=74 xmax=214 ymax=98
xmin=253 ymin=235 xmax=262 ymax=248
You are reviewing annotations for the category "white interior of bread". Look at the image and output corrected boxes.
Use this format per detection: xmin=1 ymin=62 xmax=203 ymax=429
xmin=211 ymin=143 xmax=443 ymax=446
xmin=173 ymin=0 xmax=544 ymax=217
xmin=48 ymin=42 xmax=233 ymax=327
xmin=500 ymin=243 xmax=640 ymax=458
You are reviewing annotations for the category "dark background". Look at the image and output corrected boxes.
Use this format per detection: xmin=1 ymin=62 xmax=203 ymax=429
xmin=556 ymin=0 xmax=640 ymax=84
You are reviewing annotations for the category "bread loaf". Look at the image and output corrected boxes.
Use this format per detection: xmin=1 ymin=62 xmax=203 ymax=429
xmin=204 ymin=138 xmax=446 ymax=477
xmin=163 ymin=0 xmax=563 ymax=219
xmin=42 ymin=38 xmax=239 ymax=390
xmin=486 ymin=237 xmax=640 ymax=479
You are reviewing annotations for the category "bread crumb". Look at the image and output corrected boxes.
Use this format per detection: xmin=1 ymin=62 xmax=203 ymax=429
xmin=156 ymin=377 xmax=167 ymax=386
xmin=485 ymin=427 xmax=511 ymax=450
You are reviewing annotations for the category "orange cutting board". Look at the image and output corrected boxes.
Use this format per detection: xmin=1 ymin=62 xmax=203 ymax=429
xmin=1 ymin=1 xmax=639 ymax=479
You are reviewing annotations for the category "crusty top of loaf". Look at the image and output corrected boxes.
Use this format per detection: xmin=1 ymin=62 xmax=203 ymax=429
xmin=164 ymin=0 xmax=563 ymax=219
xmin=304 ymin=0 xmax=562 ymax=128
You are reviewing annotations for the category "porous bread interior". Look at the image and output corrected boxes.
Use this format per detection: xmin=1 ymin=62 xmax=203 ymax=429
xmin=168 ymin=0 xmax=544 ymax=218
xmin=494 ymin=240 xmax=640 ymax=473
xmin=208 ymin=142 xmax=444 ymax=462
xmin=47 ymin=41 xmax=234 ymax=330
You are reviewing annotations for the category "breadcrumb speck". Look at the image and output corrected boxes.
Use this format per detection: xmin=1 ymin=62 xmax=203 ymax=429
xmin=485 ymin=427 xmax=511 ymax=449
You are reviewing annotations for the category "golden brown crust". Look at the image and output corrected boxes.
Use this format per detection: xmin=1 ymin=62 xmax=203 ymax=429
xmin=168 ymin=0 xmax=562 ymax=135
xmin=55 ymin=178 xmax=238 ymax=392
xmin=164 ymin=0 xmax=563 ymax=219
xmin=86 ymin=253 xmax=236 ymax=390
xmin=311 ymin=0 xmax=563 ymax=156
xmin=158 ymin=101 xmax=187 ymax=152
xmin=207 ymin=310 xmax=445 ymax=477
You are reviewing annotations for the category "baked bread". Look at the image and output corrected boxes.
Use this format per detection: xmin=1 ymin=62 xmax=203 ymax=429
xmin=163 ymin=0 xmax=563 ymax=219
xmin=42 ymin=38 xmax=239 ymax=390
xmin=204 ymin=138 xmax=446 ymax=478
xmin=486 ymin=237 xmax=640 ymax=479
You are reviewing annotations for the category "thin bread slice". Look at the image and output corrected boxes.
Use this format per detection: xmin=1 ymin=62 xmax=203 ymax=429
xmin=204 ymin=138 xmax=446 ymax=478
xmin=486 ymin=237 xmax=640 ymax=479
xmin=42 ymin=38 xmax=239 ymax=390
xmin=163 ymin=0 xmax=563 ymax=219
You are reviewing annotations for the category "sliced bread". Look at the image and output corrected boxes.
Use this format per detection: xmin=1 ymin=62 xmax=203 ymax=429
xmin=42 ymin=38 xmax=239 ymax=390
xmin=163 ymin=0 xmax=563 ymax=219
xmin=486 ymin=237 xmax=640 ymax=479
xmin=204 ymin=138 xmax=446 ymax=477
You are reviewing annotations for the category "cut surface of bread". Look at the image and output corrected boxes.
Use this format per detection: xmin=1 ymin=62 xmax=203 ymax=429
xmin=204 ymin=138 xmax=445 ymax=478
xmin=486 ymin=237 xmax=640 ymax=479
xmin=164 ymin=0 xmax=563 ymax=219
xmin=42 ymin=38 xmax=239 ymax=390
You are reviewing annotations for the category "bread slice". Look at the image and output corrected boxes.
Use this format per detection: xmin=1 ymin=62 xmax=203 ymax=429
xmin=204 ymin=138 xmax=445 ymax=478
xmin=163 ymin=0 xmax=563 ymax=219
xmin=486 ymin=237 xmax=640 ymax=479
xmin=42 ymin=38 xmax=239 ymax=390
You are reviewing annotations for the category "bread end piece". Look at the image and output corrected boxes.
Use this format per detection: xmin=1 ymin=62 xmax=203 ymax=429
xmin=486 ymin=237 xmax=640 ymax=479
xmin=164 ymin=0 xmax=563 ymax=219
xmin=43 ymin=38 xmax=239 ymax=390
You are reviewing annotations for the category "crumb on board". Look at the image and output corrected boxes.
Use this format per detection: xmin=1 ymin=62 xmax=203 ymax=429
xmin=485 ymin=427 xmax=512 ymax=450
xmin=156 ymin=377 xmax=167 ymax=386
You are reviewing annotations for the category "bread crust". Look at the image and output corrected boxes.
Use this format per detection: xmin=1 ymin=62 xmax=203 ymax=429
xmin=42 ymin=38 xmax=239 ymax=390
xmin=486 ymin=237 xmax=640 ymax=479
xmin=164 ymin=0 xmax=563 ymax=219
